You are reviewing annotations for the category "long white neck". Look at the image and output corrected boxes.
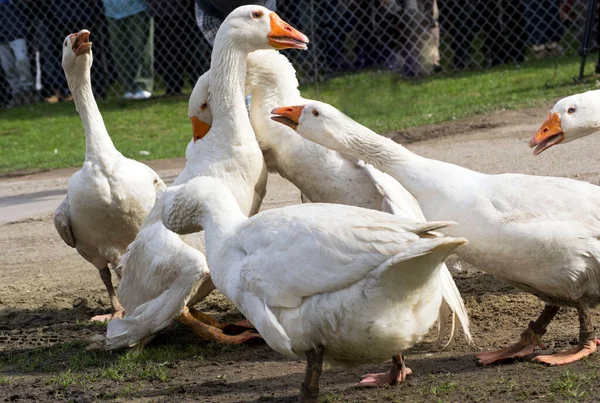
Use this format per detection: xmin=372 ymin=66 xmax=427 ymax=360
xmin=249 ymin=63 xmax=300 ymax=110
xmin=209 ymin=32 xmax=254 ymax=146
xmin=332 ymin=122 xmax=482 ymax=203
xmin=247 ymin=55 xmax=313 ymax=158
xmin=199 ymin=192 xmax=247 ymax=260
xmin=69 ymin=72 xmax=118 ymax=163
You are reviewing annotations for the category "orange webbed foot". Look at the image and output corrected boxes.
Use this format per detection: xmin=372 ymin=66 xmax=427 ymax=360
xmin=533 ymin=338 xmax=597 ymax=366
xmin=477 ymin=327 xmax=545 ymax=364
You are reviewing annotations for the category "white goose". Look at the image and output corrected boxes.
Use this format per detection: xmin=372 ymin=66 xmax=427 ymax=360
xmin=53 ymin=30 xmax=165 ymax=322
xmin=105 ymin=6 xmax=308 ymax=348
xmin=529 ymin=89 xmax=600 ymax=155
xmin=106 ymin=72 xmax=246 ymax=349
xmin=241 ymin=50 xmax=470 ymax=348
xmin=187 ymin=50 xmax=470 ymax=350
xmin=161 ymin=175 xmax=467 ymax=402
xmin=272 ymin=101 xmax=600 ymax=366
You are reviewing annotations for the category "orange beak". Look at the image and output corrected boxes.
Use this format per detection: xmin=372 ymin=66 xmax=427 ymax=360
xmin=270 ymin=105 xmax=305 ymax=129
xmin=529 ymin=112 xmax=565 ymax=155
xmin=72 ymin=29 xmax=92 ymax=56
xmin=191 ymin=116 xmax=211 ymax=142
xmin=268 ymin=13 xmax=309 ymax=50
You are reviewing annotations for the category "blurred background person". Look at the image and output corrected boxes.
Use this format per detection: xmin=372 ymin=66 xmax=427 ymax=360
xmin=438 ymin=0 xmax=525 ymax=69
xmin=0 ymin=65 xmax=9 ymax=108
xmin=347 ymin=0 xmax=378 ymax=69
xmin=147 ymin=0 xmax=207 ymax=96
xmin=102 ymin=0 xmax=154 ymax=100
xmin=523 ymin=0 xmax=563 ymax=58
xmin=0 ymin=0 xmax=36 ymax=107
xmin=313 ymin=0 xmax=348 ymax=72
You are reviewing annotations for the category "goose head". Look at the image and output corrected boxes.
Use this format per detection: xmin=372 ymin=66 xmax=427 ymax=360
xmin=218 ymin=5 xmax=308 ymax=51
xmin=270 ymin=101 xmax=351 ymax=152
xmin=188 ymin=71 xmax=213 ymax=142
xmin=62 ymin=29 xmax=92 ymax=88
xmin=529 ymin=90 xmax=600 ymax=155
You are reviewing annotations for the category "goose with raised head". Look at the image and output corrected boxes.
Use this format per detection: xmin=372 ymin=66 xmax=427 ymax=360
xmin=161 ymin=175 xmax=468 ymax=402
xmin=187 ymin=50 xmax=471 ymax=353
xmin=106 ymin=6 xmax=308 ymax=348
xmin=272 ymin=100 xmax=600 ymax=366
xmin=53 ymin=30 xmax=165 ymax=322
xmin=241 ymin=50 xmax=470 ymax=351
xmin=529 ymin=89 xmax=600 ymax=155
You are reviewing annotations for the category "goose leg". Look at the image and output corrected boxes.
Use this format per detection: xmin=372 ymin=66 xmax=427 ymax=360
xmin=188 ymin=307 xmax=256 ymax=334
xmin=355 ymin=353 xmax=412 ymax=388
xmin=91 ymin=267 xmax=125 ymax=322
xmin=178 ymin=307 xmax=263 ymax=345
xmin=477 ymin=304 xmax=559 ymax=364
xmin=534 ymin=307 xmax=599 ymax=365
xmin=299 ymin=345 xmax=324 ymax=403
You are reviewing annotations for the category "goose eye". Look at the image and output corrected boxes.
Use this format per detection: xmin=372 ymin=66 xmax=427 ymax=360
xmin=312 ymin=109 xmax=320 ymax=117
xmin=200 ymin=102 xmax=208 ymax=111
xmin=251 ymin=10 xmax=263 ymax=19
xmin=567 ymin=107 xmax=576 ymax=114
xmin=64 ymin=41 xmax=67 ymax=48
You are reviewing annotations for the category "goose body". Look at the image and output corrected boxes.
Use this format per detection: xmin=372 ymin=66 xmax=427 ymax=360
xmin=236 ymin=50 xmax=470 ymax=346
xmin=189 ymin=50 xmax=470 ymax=350
xmin=161 ymin=176 xmax=467 ymax=400
xmin=272 ymin=101 xmax=600 ymax=366
xmin=54 ymin=30 xmax=165 ymax=321
xmin=106 ymin=6 xmax=308 ymax=348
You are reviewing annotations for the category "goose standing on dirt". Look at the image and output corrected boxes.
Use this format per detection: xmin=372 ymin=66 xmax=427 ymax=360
xmin=529 ymin=89 xmax=600 ymax=155
xmin=53 ymin=30 xmax=165 ymax=322
xmin=106 ymin=6 xmax=309 ymax=348
xmin=106 ymin=72 xmax=248 ymax=350
xmin=272 ymin=101 xmax=600 ymax=366
xmin=161 ymin=176 xmax=467 ymax=402
xmin=234 ymin=49 xmax=470 ymax=350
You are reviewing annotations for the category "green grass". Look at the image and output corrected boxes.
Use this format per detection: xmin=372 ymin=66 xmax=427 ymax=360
xmin=0 ymin=336 xmax=245 ymax=394
xmin=0 ymin=56 xmax=597 ymax=174
xmin=303 ymin=56 xmax=598 ymax=134
xmin=548 ymin=369 xmax=594 ymax=400
xmin=423 ymin=380 xmax=459 ymax=396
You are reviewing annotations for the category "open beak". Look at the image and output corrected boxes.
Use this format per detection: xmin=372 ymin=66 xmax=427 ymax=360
xmin=268 ymin=13 xmax=309 ymax=50
xmin=529 ymin=112 xmax=565 ymax=155
xmin=72 ymin=29 xmax=92 ymax=56
xmin=270 ymin=105 xmax=305 ymax=130
xmin=191 ymin=116 xmax=211 ymax=142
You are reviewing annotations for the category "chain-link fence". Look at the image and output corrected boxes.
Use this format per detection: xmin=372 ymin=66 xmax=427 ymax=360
xmin=0 ymin=0 xmax=593 ymax=109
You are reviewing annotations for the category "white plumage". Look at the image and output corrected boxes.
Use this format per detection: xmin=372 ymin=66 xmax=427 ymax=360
xmin=161 ymin=175 xmax=467 ymax=398
xmin=106 ymin=6 xmax=309 ymax=348
xmin=187 ymin=50 xmax=470 ymax=347
xmin=54 ymin=30 xmax=165 ymax=322
xmin=275 ymin=100 xmax=600 ymax=366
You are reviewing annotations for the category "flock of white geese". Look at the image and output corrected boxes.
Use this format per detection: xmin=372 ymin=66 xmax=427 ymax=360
xmin=53 ymin=5 xmax=600 ymax=401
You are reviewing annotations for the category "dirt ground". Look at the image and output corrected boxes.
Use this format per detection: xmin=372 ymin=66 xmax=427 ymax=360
xmin=3 ymin=106 xmax=600 ymax=402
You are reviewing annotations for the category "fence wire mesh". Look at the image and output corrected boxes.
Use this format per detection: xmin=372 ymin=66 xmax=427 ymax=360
xmin=0 ymin=0 xmax=593 ymax=109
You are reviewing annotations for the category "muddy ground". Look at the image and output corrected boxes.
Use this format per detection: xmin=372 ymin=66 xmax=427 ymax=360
xmin=3 ymin=106 xmax=600 ymax=402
